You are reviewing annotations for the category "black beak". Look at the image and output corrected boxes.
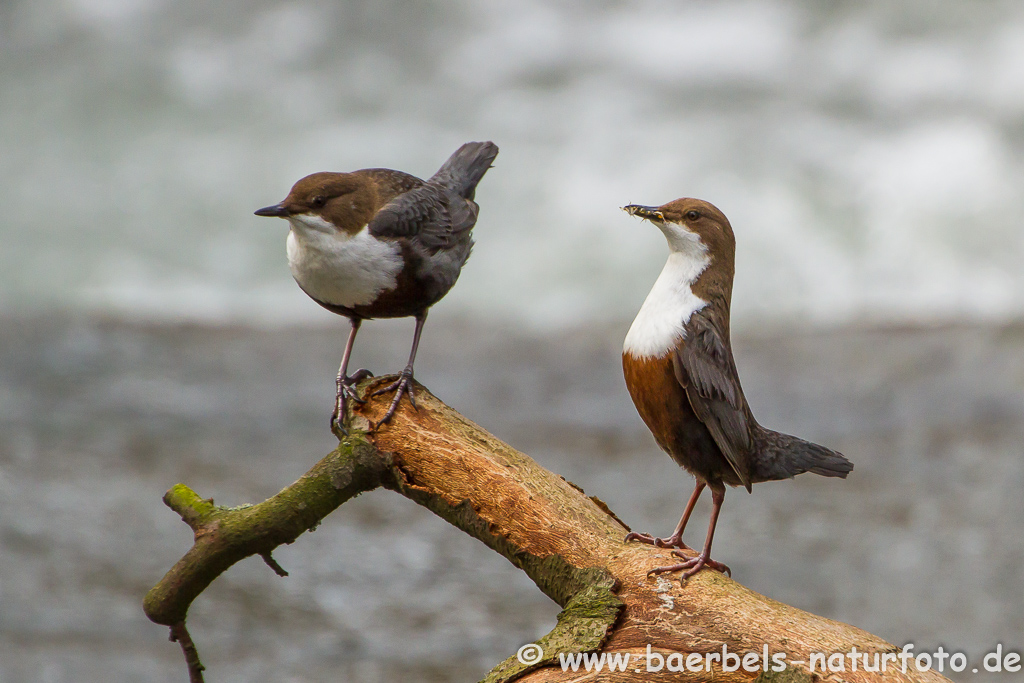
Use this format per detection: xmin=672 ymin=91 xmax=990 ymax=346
xmin=622 ymin=204 xmax=664 ymax=221
xmin=254 ymin=203 xmax=290 ymax=218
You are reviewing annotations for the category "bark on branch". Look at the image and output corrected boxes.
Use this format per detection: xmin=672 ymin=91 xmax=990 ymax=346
xmin=144 ymin=377 xmax=950 ymax=683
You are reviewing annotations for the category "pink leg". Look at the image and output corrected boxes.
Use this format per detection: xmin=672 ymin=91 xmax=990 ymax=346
xmin=647 ymin=486 xmax=731 ymax=582
xmin=371 ymin=312 xmax=427 ymax=428
xmin=331 ymin=319 xmax=373 ymax=436
xmin=624 ymin=481 xmax=705 ymax=550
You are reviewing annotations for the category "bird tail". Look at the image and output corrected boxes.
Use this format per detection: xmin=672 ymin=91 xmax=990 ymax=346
xmin=430 ymin=141 xmax=499 ymax=200
xmin=754 ymin=428 xmax=853 ymax=481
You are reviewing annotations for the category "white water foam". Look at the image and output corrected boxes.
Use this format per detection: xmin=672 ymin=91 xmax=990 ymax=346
xmin=2 ymin=0 xmax=1024 ymax=331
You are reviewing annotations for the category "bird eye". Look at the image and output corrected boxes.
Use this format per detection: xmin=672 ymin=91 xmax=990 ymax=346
xmin=311 ymin=195 xmax=326 ymax=208
xmin=685 ymin=210 xmax=700 ymax=221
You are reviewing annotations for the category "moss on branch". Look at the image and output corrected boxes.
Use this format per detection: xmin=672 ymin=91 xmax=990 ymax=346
xmin=144 ymin=436 xmax=386 ymax=626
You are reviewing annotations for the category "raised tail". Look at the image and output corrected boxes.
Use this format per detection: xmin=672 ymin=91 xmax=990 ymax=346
xmin=753 ymin=428 xmax=853 ymax=481
xmin=429 ymin=141 xmax=499 ymax=200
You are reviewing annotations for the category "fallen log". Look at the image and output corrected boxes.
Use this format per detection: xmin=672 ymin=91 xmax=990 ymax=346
xmin=144 ymin=376 xmax=950 ymax=683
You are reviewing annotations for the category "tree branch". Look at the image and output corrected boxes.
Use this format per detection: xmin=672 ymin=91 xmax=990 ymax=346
xmin=168 ymin=621 xmax=205 ymax=683
xmin=145 ymin=377 xmax=951 ymax=683
xmin=143 ymin=436 xmax=387 ymax=626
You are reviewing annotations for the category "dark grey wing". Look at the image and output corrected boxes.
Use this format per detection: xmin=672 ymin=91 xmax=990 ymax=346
xmin=367 ymin=184 xmax=478 ymax=253
xmin=672 ymin=311 xmax=754 ymax=491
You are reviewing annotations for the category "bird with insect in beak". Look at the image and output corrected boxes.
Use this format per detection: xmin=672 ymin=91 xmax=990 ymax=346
xmin=256 ymin=141 xmax=498 ymax=433
xmin=620 ymin=198 xmax=852 ymax=581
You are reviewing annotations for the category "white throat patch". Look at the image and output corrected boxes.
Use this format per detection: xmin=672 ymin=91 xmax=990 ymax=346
xmin=285 ymin=214 xmax=403 ymax=308
xmin=623 ymin=233 xmax=711 ymax=359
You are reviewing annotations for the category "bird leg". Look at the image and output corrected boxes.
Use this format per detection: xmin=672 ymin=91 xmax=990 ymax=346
xmin=371 ymin=312 xmax=427 ymax=428
xmin=331 ymin=319 xmax=373 ymax=436
xmin=624 ymin=481 xmax=705 ymax=550
xmin=647 ymin=486 xmax=731 ymax=581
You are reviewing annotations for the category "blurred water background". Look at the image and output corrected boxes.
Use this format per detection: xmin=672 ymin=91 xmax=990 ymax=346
xmin=1 ymin=0 xmax=1023 ymax=681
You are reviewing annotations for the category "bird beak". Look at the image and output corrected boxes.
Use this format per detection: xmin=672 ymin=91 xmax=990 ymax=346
xmin=622 ymin=204 xmax=664 ymax=221
xmin=254 ymin=203 xmax=290 ymax=218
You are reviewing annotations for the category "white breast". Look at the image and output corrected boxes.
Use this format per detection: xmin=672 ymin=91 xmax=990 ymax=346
xmin=286 ymin=214 xmax=403 ymax=308
xmin=623 ymin=250 xmax=711 ymax=359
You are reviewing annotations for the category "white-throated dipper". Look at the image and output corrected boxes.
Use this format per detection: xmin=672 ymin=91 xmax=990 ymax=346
xmin=621 ymin=198 xmax=852 ymax=581
xmin=255 ymin=141 xmax=498 ymax=432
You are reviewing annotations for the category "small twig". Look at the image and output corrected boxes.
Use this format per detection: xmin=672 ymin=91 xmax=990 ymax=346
xmin=260 ymin=551 xmax=289 ymax=577
xmin=169 ymin=621 xmax=205 ymax=683
xmin=144 ymin=438 xmax=386 ymax=627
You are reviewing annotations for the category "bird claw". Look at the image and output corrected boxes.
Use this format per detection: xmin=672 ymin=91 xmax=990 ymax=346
xmin=624 ymin=531 xmax=691 ymax=551
xmin=370 ymin=367 xmax=417 ymax=428
xmin=646 ymin=551 xmax=731 ymax=582
xmin=331 ymin=369 xmax=374 ymax=437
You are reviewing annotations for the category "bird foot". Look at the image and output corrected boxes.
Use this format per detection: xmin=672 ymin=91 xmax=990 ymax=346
xmin=370 ymin=366 xmax=417 ymax=428
xmin=647 ymin=550 xmax=731 ymax=582
xmin=623 ymin=531 xmax=692 ymax=551
xmin=331 ymin=369 xmax=374 ymax=437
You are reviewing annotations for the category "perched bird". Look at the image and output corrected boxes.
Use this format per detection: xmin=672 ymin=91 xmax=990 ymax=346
xmin=255 ymin=141 xmax=498 ymax=432
xmin=621 ymin=198 xmax=852 ymax=581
